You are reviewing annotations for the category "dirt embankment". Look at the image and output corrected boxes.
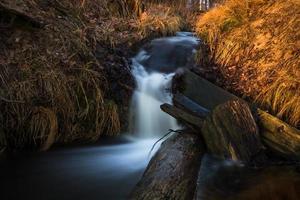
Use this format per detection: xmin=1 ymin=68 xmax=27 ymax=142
xmin=195 ymin=0 xmax=299 ymax=128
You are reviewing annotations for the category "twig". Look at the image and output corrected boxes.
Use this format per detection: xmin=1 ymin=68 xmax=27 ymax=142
xmin=148 ymin=129 xmax=184 ymax=158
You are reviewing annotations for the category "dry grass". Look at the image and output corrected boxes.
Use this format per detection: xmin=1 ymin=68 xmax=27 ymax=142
xmin=0 ymin=0 xmax=197 ymax=151
xmin=137 ymin=0 xmax=201 ymax=37
xmin=0 ymin=0 xmax=145 ymax=151
xmin=195 ymin=0 xmax=300 ymax=127
xmin=138 ymin=4 xmax=183 ymax=37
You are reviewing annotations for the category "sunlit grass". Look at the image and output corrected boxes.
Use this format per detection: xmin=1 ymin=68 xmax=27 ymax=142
xmin=195 ymin=0 xmax=300 ymax=127
xmin=138 ymin=4 xmax=183 ymax=37
xmin=0 ymin=0 xmax=130 ymax=150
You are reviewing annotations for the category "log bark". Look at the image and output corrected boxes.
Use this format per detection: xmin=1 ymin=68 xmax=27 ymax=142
xmin=160 ymin=103 xmax=204 ymax=129
xmin=258 ymin=109 xmax=300 ymax=159
xmin=173 ymin=93 xmax=210 ymax=118
xmin=201 ymin=100 xmax=266 ymax=165
xmin=130 ymin=131 xmax=205 ymax=200
xmin=176 ymin=69 xmax=300 ymax=160
xmin=178 ymin=70 xmax=239 ymax=110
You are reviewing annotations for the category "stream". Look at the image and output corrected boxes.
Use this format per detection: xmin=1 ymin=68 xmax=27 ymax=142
xmin=0 ymin=32 xmax=200 ymax=200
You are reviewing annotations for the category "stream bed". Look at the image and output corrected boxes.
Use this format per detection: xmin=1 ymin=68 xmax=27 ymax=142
xmin=1 ymin=137 xmax=155 ymax=200
xmin=0 ymin=32 xmax=200 ymax=200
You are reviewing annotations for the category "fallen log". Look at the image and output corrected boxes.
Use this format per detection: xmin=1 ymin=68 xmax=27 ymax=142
xmin=201 ymin=100 xmax=266 ymax=165
xmin=258 ymin=110 xmax=300 ymax=160
xmin=160 ymin=94 xmax=210 ymax=129
xmin=173 ymin=93 xmax=210 ymax=118
xmin=130 ymin=131 xmax=205 ymax=200
xmin=174 ymin=69 xmax=300 ymax=160
xmin=178 ymin=69 xmax=239 ymax=110
xmin=160 ymin=104 xmax=204 ymax=129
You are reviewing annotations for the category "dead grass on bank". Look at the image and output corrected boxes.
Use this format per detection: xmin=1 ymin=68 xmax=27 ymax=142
xmin=138 ymin=4 xmax=183 ymax=37
xmin=0 ymin=0 xmax=196 ymax=151
xmin=0 ymin=0 xmax=143 ymax=151
xmin=137 ymin=0 xmax=200 ymax=37
xmin=195 ymin=0 xmax=300 ymax=127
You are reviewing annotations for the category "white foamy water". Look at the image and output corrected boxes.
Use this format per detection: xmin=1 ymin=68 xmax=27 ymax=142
xmin=130 ymin=51 xmax=179 ymax=138
xmin=1 ymin=33 xmax=199 ymax=200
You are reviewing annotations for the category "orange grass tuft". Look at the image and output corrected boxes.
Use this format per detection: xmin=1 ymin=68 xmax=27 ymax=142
xmin=195 ymin=0 xmax=300 ymax=127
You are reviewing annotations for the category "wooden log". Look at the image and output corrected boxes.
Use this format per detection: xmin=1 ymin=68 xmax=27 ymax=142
xmin=179 ymin=70 xmax=239 ymax=110
xmin=173 ymin=93 xmax=210 ymax=118
xmin=130 ymin=131 xmax=205 ymax=200
xmin=176 ymin=69 xmax=300 ymax=159
xmin=201 ymin=100 xmax=266 ymax=165
xmin=160 ymin=103 xmax=204 ymax=129
xmin=258 ymin=109 xmax=300 ymax=159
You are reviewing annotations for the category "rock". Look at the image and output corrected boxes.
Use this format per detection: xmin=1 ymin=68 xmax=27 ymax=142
xmin=130 ymin=131 xmax=205 ymax=200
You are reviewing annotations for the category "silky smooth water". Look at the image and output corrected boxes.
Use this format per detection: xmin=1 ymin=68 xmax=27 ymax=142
xmin=0 ymin=32 xmax=200 ymax=200
xmin=130 ymin=52 xmax=179 ymax=138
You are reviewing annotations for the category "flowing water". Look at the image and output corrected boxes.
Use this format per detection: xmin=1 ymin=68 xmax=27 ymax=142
xmin=130 ymin=53 xmax=178 ymax=138
xmin=0 ymin=32 xmax=200 ymax=200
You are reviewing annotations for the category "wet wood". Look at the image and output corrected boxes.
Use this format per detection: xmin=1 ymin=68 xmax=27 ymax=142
xmin=130 ymin=131 xmax=205 ymax=200
xmin=160 ymin=103 xmax=204 ymax=129
xmin=173 ymin=93 xmax=210 ymax=118
xmin=179 ymin=70 xmax=239 ymax=110
xmin=201 ymin=100 xmax=266 ymax=165
xmin=176 ymin=69 xmax=300 ymax=160
xmin=258 ymin=109 xmax=300 ymax=159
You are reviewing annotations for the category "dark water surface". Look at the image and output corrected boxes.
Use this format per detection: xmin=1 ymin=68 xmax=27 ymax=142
xmin=0 ymin=137 xmax=158 ymax=200
xmin=0 ymin=32 xmax=200 ymax=200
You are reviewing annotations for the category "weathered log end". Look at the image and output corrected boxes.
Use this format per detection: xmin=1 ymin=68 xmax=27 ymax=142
xmin=160 ymin=103 xmax=204 ymax=129
xmin=130 ymin=131 xmax=205 ymax=200
xmin=201 ymin=100 xmax=266 ymax=165
xmin=258 ymin=109 xmax=300 ymax=160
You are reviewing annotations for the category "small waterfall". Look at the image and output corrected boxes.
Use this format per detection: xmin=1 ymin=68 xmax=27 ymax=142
xmin=130 ymin=51 xmax=179 ymax=138
xmin=129 ymin=33 xmax=199 ymax=138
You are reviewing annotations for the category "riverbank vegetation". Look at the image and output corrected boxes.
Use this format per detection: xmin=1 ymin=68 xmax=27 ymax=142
xmin=1 ymin=0 xmax=298 ymax=153
xmin=195 ymin=0 xmax=299 ymax=128
xmin=0 ymin=0 xmax=187 ymax=152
